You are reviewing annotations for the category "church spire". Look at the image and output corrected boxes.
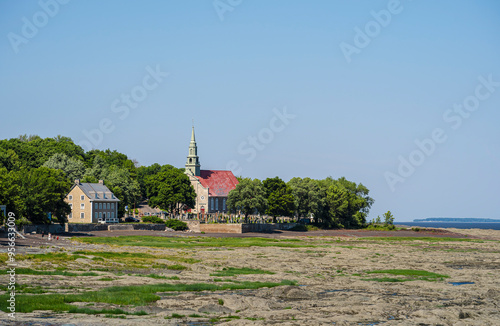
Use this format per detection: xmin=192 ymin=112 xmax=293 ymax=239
xmin=185 ymin=125 xmax=201 ymax=176
xmin=191 ymin=126 xmax=196 ymax=142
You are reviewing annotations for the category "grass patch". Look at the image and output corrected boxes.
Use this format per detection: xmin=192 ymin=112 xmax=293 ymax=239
xmin=0 ymin=280 xmax=297 ymax=313
xmin=68 ymin=306 xmax=147 ymax=316
xmin=98 ymin=277 xmax=115 ymax=281
xmin=73 ymin=236 xmax=315 ymax=249
xmin=73 ymin=250 xmax=200 ymax=264
xmin=210 ymin=267 xmax=275 ymax=277
xmin=165 ymin=313 xmax=185 ymax=319
xmin=166 ymin=264 xmax=187 ymax=271
xmin=138 ymin=274 xmax=180 ymax=280
xmin=363 ymin=269 xmax=449 ymax=282
xmin=0 ymin=268 xmax=98 ymax=277
xmin=359 ymin=237 xmax=482 ymax=242
xmin=17 ymin=252 xmax=83 ymax=263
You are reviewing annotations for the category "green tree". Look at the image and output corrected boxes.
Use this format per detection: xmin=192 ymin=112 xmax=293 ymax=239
xmin=147 ymin=167 xmax=196 ymax=216
xmin=43 ymin=153 xmax=86 ymax=181
xmin=287 ymin=177 xmax=321 ymax=219
xmin=0 ymin=135 xmax=85 ymax=170
xmin=13 ymin=167 xmax=71 ymax=224
xmin=325 ymin=185 xmax=350 ymax=228
xmin=0 ymin=149 xmax=21 ymax=171
xmin=383 ymin=211 xmax=395 ymax=226
xmin=227 ymin=178 xmax=266 ymax=221
xmin=136 ymin=163 xmax=162 ymax=198
xmin=0 ymin=167 xmax=21 ymax=223
xmin=266 ymin=186 xmax=295 ymax=223
xmin=263 ymin=176 xmax=286 ymax=198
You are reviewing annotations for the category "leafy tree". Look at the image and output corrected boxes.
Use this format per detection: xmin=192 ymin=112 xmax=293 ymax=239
xmin=383 ymin=211 xmax=395 ymax=226
xmin=227 ymin=178 xmax=266 ymax=221
xmin=0 ymin=167 xmax=21 ymax=223
xmin=13 ymin=167 xmax=71 ymax=224
xmin=147 ymin=167 xmax=196 ymax=216
xmin=266 ymin=185 xmax=295 ymax=223
xmin=0 ymin=135 xmax=85 ymax=169
xmin=136 ymin=163 xmax=162 ymax=198
xmin=263 ymin=176 xmax=286 ymax=198
xmin=84 ymin=149 xmax=137 ymax=179
xmin=325 ymin=185 xmax=350 ymax=228
xmin=43 ymin=153 xmax=86 ymax=181
xmin=287 ymin=177 xmax=321 ymax=219
xmin=0 ymin=149 xmax=21 ymax=171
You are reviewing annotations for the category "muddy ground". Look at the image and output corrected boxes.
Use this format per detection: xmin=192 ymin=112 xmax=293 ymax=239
xmin=1 ymin=227 xmax=499 ymax=325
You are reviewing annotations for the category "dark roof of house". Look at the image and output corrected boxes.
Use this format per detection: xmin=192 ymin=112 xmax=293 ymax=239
xmin=196 ymin=170 xmax=239 ymax=197
xmin=70 ymin=182 xmax=120 ymax=202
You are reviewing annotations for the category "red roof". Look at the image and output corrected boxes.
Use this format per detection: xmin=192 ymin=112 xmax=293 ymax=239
xmin=196 ymin=170 xmax=239 ymax=197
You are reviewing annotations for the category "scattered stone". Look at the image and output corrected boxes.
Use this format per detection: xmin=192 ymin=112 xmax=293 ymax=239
xmin=458 ymin=311 xmax=471 ymax=319
xmin=198 ymin=304 xmax=233 ymax=314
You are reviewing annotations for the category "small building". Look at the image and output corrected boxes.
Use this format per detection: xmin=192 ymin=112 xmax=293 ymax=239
xmin=65 ymin=179 xmax=120 ymax=223
xmin=184 ymin=127 xmax=239 ymax=214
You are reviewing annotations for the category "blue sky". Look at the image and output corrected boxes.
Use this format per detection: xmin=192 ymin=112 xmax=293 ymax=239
xmin=1 ymin=0 xmax=499 ymax=221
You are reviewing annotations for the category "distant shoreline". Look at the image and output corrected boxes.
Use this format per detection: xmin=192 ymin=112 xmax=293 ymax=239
xmin=394 ymin=221 xmax=500 ymax=231
xmin=412 ymin=218 xmax=500 ymax=222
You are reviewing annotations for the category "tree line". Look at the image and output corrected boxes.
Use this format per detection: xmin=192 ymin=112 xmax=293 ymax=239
xmin=227 ymin=176 xmax=374 ymax=228
xmin=0 ymin=135 xmax=375 ymax=229
xmin=0 ymin=135 xmax=194 ymax=225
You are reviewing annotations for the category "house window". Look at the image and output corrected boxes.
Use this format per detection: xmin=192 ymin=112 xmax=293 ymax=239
xmin=111 ymin=203 xmax=114 ymax=209
xmin=111 ymin=212 xmax=114 ymax=219
xmin=80 ymin=203 xmax=85 ymax=209
xmin=80 ymin=212 xmax=84 ymax=219
xmin=80 ymin=195 xmax=84 ymax=200
xmin=99 ymin=203 xmax=102 ymax=209
xmin=68 ymin=213 xmax=72 ymax=219
xmin=223 ymin=198 xmax=226 ymax=211
xmin=69 ymin=195 xmax=73 ymax=200
xmin=99 ymin=212 xmax=102 ymax=220
xmin=95 ymin=212 xmax=98 ymax=220
xmin=215 ymin=198 xmax=219 ymax=211
xmin=210 ymin=198 xmax=214 ymax=211
xmin=69 ymin=203 xmax=73 ymax=209
xmin=94 ymin=203 xmax=98 ymax=209
xmin=107 ymin=203 xmax=110 ymax=210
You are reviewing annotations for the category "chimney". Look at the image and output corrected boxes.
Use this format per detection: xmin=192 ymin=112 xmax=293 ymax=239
xmin=98 ymin=180 xmax=104 ymax=184
xmin=75 ymin=179 xmax=80 ymax=184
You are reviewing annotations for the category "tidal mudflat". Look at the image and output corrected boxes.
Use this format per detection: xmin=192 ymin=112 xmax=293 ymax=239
xmin=1 ymin=228 xmax=499 ymax=325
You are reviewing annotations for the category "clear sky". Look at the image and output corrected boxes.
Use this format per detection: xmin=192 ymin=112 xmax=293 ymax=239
xmin=1 ymin=0 xmax=499 ymax=221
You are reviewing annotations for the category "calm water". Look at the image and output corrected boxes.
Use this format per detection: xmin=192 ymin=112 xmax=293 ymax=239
xmin=395 ymin=221 xmax=500 ymax=230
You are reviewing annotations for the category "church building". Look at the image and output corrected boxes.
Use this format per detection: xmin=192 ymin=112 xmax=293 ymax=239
xmin=184 ymin=127 xmax=239 ymax=214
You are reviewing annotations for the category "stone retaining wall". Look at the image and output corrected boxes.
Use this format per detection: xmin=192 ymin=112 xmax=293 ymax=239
xmin=22 ymin=224 xmax=65 ymax=234
xmin=108 ymin=224 xmax=133 ymax=231
xmin=131 ymin=224 xmax=166 ymax=231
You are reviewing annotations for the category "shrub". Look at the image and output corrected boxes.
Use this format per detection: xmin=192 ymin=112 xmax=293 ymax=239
xmin=165 ymin=219 xmax=188 ymax=231
xmin=142 ymin=216 xmax=164 ymax=223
